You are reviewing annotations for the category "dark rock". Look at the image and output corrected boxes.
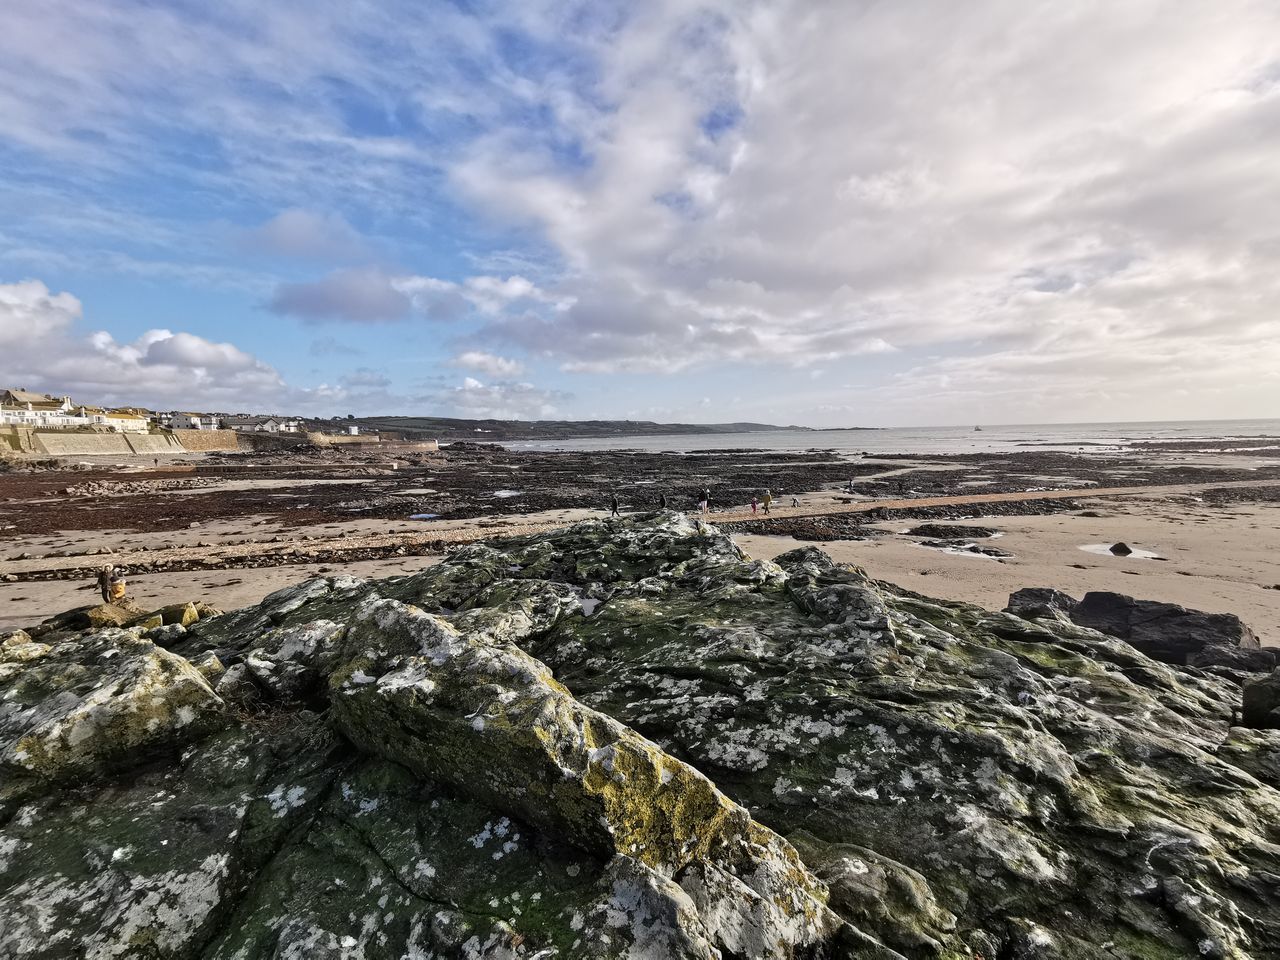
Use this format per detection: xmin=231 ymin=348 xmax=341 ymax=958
xmin=1072 ymin=591 xmax=1259 ymax=665
xmin=907 ymin=522 xmax=997 ymax=539
xmin=1108 ymin=542 xmax=1133 ymax=556
xmin=1243 ymin=671 xmax=1280 ymax=729
xmin=1188 ymin=643 xmax=1278 ymax=673
xmin=1005 ymin=587 xmax=1079 ymax=621
xmin=919 ymin=538 xmax=1012 ymax=558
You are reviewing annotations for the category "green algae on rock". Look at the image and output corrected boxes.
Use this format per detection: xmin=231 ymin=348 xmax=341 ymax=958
xmin=2 ymin=513 xmax=1279 ymax=958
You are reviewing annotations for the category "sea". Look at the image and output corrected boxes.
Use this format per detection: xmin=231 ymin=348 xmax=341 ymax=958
xmin=508 ymin=418 xmax=1280 ymax=457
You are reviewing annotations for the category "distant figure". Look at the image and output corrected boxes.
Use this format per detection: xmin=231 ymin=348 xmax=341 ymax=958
xmin=659 ymin=493 xmax=668 ymax=509
xmin=845 ymin=478 xmax=855 ymax=493
xmin=153 ymin=458 xmax=159 ymax=468
xmin=791 ymin=497 xmax=799 ymax=507
xmin=751 ymin=496 xmax=759 ymax=515
xmin=610 ymin=493 xmax=620 ymax=518
xmin=97 ymin=565 xmax=126 ymax=605
xmin=699 ymin=488 xmax=710 ymax=513
xmin=762 ymin=489 xmax=773 ymax=514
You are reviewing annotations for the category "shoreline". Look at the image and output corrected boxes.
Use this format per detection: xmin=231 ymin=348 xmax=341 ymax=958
xmin=3 ymin=442 xmax=1280 ymax=643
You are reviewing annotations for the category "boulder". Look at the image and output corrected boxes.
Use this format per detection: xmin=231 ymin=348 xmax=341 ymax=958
xmin=1072 ymin=591 xmax=1259 ymax=665
xmin=1188 ymin=643 xmax=1278 ymax=673
xmin=0 ymin=628 xmax=224 ymax=781
xmin=155 ymin=601 xmax=200 ymax=627
xmin=146 ymin=622 xmax=188 ymax=646
xmin=1005 ymin=586 xmax=1080 ymax=621
xmin=1242 ymin=671 xmax=1280 ymax=729
xmin=1109 ymin=542 xmax=1133 ymax=556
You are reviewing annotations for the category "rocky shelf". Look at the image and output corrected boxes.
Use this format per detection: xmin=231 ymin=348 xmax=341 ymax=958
xmin=2 ymin=514 xmax=1278 ymax=958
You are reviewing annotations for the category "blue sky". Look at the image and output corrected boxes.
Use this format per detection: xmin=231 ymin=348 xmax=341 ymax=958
xmin=2 ymin=0 xmax=1279 ymax=425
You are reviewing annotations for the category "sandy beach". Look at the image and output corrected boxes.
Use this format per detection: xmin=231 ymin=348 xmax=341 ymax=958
xmin=3 ymin=442 xmax=1279 ymax=644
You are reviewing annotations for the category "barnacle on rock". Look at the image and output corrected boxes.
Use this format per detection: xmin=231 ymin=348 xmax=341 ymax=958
xmin=2 ymin=514 xmax=1278 ymax=958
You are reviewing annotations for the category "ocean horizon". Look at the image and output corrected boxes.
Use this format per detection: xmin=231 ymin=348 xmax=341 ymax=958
xmin=510 ymin=417 xmax=1280 ymax=456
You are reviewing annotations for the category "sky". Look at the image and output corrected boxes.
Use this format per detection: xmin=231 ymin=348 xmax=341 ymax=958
xmin=1 ymin=0 xmax=1279 ymax=427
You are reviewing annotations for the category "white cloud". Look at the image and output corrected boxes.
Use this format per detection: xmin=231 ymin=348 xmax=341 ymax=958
xmin=243 ymin=208 xmax=370 ymax=262
xmin=426 ymin=376 xmax=570 ymax=420
xmin=444 ymin=0 xmax=1280 ymax=415
xmin=0 ymin=279 xmax=290 ymax=411
xmin=450 ymin=351 xmax=525 ymax=377
xmin=0 ymin=278 xmax=81 ymax=346
xmin=4 ymin=3 xmax=1280 ymax=421
xmin=272 ymin=269 xmax=567 ymax=325
xmin=270 ymin=267 xmax=412 ymax=323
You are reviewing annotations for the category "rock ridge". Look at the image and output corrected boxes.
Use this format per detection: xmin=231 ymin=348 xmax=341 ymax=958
xmin=0 ymin=512 xmax=1277 ymax=958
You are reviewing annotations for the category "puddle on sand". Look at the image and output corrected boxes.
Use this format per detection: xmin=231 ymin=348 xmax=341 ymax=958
xmin=1079 ymin=543 xmax=1164 ymax=560
xmin=410 ymin=513 xmax=440 ymax=520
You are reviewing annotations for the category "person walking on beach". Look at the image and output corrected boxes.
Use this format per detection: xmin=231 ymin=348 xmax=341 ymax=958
xmin=762 ymin=489 xmax=773 ymax=514
xmin=610 ymin=493 xmax=620 ymax=518
xmin=751 ymin=495 xmax=759 ymax=515
xmin=699 ymin=487 xmax=710 ymax=513
xmin=659 ymin=493 xmax=668 ymax=510
xmin=791 ymin=496 xmax=799 ymax=507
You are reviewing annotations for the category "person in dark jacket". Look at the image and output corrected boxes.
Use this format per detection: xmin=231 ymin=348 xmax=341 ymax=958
xmin=610 ymin=493 xmax=620 ymax=517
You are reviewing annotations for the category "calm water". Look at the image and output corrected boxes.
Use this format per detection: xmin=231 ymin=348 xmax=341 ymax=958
xmin=509 ymin=419 xmax=1280 ymax=456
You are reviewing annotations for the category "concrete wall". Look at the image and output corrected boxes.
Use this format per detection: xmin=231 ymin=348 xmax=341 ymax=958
xmin=126 ymin=433 xmax=186 ymax=455
xmin=170 ymin=429 xmax=242 ymax=452
xmin=0 ymin=426 xmax=37 ymax=454
xmin=31 ymin=432 xmax=135 ymax=456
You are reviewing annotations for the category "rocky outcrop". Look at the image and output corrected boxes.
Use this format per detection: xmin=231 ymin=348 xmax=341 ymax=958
xmin=3 ymin=514 xmax=1280 ymax=958
xmin=1007 ymin=587 xmax=1271 ymax=669
xmin=1005 ymin=586 xmax=1079 ymax=622
xmin=1243 ymin=671 xmax=1280 ymax=729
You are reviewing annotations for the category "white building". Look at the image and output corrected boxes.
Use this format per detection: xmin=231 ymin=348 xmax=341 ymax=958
xmin=171 ymin=412 xmax=220 ymax=430
xmin=0 ymin=390 xmax=86 ymax=428
xmin=76 ymin=408 xmax=150 ymax=433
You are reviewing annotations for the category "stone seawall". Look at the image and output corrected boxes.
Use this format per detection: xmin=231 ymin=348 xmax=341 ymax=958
xmin=0 ymin=426 xmax=37 ymax=455
xmin=125 ymin=433 xmax=186 ymax=455
xmin=30 ymin=432 xmax=135 ymax=457
xmin=169 ymin=429 xmax=242 ymax=452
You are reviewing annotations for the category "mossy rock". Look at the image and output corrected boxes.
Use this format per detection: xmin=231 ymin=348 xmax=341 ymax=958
xmin=3 ymin=515 xmax=1279 ymax=959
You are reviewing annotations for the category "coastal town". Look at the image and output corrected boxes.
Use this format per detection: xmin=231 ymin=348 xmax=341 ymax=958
xmin=0 ymin=386 xmax=399 ymax=459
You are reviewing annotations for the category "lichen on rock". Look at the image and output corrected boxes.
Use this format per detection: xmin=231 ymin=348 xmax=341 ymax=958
xmin=2 ymin=514 xmax=1279 ymax=958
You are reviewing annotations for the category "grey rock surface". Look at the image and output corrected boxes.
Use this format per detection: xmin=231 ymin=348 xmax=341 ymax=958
xmin=1 ymin=514 xmax=1278 ymax=959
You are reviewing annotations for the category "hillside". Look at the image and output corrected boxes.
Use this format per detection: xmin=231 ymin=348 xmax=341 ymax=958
xmin=338 ymin=416 xmax=815 ymax=442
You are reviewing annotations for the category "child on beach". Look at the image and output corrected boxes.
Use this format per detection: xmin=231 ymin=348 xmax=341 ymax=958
xmin=751 ymin=496 xmax=759 ymax=514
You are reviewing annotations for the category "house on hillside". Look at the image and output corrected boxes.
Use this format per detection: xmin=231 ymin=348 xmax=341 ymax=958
xmin=72 ymin=407 xmax=148 ymax=433
xmin=0 ymin=389 xmax=87 ymax=428
xmin=171 ymin=412 xmax=219 ymax=430
xmin=103 ymin=411 xmax=151 ymax=433
xmin=223 ymin=415 xmax=281 ymax=433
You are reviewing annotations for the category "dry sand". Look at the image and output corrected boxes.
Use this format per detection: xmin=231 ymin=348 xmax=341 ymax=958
xmin=738 ymin=495 xmax=1280 ymax=645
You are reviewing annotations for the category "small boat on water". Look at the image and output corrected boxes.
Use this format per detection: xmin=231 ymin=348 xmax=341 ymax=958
xmin=974 ymin=425 xmax=983 ymax=432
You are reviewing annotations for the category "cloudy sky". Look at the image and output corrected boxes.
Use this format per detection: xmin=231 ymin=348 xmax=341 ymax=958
xmin=2 ymin=1 xmax=1278 ymax=426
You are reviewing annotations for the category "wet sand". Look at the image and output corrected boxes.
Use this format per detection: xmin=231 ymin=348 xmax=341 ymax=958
xmin=3 ymin=445 xmax=1279 ymax=643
